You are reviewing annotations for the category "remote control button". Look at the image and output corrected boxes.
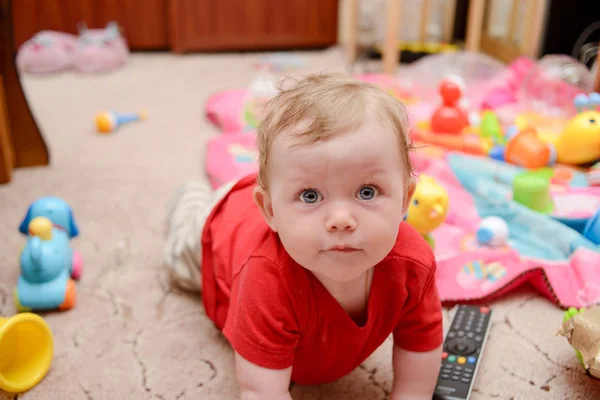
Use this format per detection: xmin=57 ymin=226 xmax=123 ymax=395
xmin=457 ymin=357 xmax=466 ymax=364
xmin=467 ymin=332 xmax=474 ymax=338
xmin=461 ymin=378 xmax=471 ymax=384
xmin=464 ymin=368 xmax=473 ymax=373
xmin=468 ymin=356 xmax=477 ymax=364
xmin=448 ymin=332 xmax=456 ymax=338
xmin=475 ymin=335 xmax=483 ymax=342
xmin=454 ymin=366 xmax=463 ymax=371
xmin=441 ymin=374 xmax=450 ymax=380
xmin=451 ymin=375 xmax=460 ymax=381
xmin=442 ymin=352 xmax=448 ymax=359
xmin=446 ymin=338 xmax=478 ymax=355
xmin=457 ymin=331 xmax=465 ymax=337
xmin=475 ymin=328 xmax=483 ymax=333
xmin=480 ymin=307 xmax=490 ymax=314
xmin=448 ymin=355 xmax=456 ymax=362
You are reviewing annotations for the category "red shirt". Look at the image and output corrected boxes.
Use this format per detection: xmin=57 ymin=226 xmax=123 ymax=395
xmin=201 ymin=173 xmax=443 ymax=385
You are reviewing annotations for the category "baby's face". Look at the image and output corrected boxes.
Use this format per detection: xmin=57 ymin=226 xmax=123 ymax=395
xmin=259 ymin=120 xmax=414 ymax=283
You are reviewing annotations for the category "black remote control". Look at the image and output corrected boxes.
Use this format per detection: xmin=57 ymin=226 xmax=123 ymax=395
xmin=432 ymin=305 xmax=492 ymax=400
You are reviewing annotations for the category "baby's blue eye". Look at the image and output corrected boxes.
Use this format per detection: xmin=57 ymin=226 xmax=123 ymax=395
xmin=413 ymin=199 xmax=419 ymax=206
xmin=300 ymin=189 xmax=321 ymax=204
xmin=358 ymin=186 xmax=378 ymax=200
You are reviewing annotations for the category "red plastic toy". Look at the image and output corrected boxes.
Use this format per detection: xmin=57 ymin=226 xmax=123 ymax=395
xmin=430 ymin=78 xmax=469 ymax=135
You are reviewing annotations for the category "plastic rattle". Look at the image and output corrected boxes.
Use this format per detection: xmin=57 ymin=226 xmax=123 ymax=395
xmin=95 ymin=110 xmax=147 ymax=134
xmin=405 ymin=174 xmax=449 ymax=249
xmin=0 ymin=313 xmax=54 ymax=393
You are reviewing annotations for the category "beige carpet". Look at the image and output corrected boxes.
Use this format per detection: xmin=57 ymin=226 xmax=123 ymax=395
xmin=1 ymin=47 xmax=599 ymax=400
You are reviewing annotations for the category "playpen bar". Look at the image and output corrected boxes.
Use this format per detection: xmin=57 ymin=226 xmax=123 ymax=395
xmin=507 ymin=0 xmax=520 ymax=44
xmin=465 ymin=0 xmax=485 ymax=51
xmin=345 ymin=0 xmax=360 ymax=67
xmin=522 ymin=0 xmax=547 ymax=57
xmin=443 ymin=0 xmax=457 ymax=43
xmin=383 ymin=0 xmax=402 ymax=74
xmin=420 ymin=0 xmax=430 ymax=43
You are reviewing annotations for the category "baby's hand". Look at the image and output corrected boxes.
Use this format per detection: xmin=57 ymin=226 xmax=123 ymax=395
xmin=235 ymin=351 xmax=293 ymax=400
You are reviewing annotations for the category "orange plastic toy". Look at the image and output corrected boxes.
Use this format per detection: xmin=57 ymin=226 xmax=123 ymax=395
xmin=430 ymin=78 xmax=469 ymax=135
xmin=504 ymin=127 xmax=555 ymax=169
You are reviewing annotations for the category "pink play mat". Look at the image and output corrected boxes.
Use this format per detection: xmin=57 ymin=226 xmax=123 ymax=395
xmin=204 ymin=129 xmax=600 ymax=309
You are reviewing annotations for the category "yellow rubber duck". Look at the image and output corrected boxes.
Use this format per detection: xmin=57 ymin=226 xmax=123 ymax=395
xmin=538 ymin=92 xmax=600 ymax=165
xmin=405 ymin=174 xmax=449 ymax=248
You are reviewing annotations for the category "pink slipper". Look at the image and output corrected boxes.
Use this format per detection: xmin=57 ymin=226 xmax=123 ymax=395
xmin=72 ymin=21 xmax=129 ymax=73
xmin=16 ymin=31 xmax=78 ymax=74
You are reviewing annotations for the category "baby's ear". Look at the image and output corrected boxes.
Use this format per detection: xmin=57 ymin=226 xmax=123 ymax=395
xmin=253 ymin=185 xmax=277 ymax=232
xmin=401 ymin=177 xmax=417 ymax=215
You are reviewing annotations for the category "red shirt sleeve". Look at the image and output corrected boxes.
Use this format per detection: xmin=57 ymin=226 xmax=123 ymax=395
xmin=393 ymin=258 xmax=443 ymax=352
xmin=222 ymin=256 xmax=301 ymax=370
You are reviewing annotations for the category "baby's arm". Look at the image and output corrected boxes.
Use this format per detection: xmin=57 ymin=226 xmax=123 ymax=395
xmin=390 ymin=256 xmax=444 ymax=399
xmin=235 ymin=351 xmax=293 ymax=400
xmin=390 ymin=344 xmax=442 ymax=400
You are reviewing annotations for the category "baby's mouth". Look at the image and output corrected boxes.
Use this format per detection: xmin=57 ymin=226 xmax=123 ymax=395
xmin=328 ymin=246 xmax=360 ymax=253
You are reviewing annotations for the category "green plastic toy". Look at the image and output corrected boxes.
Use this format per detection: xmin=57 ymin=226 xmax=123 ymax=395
xmin=480 ymin=111 xmax=505 ymax=145
xmin=513 ymin=170 xmax=554 ymax=214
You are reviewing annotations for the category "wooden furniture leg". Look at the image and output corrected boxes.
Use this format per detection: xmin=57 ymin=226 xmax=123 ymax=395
xmin=345 ymin=0 xmax=359 ymax=68
xmin=383 ymin=0 xmax=401 ymax=75
xmin=0 ymin=75 xmax=12 ymax=183
xmin=0 ymin=0 xmax=49 ymax=183
xmin=465 ymin=0 xmax=485 ymax=52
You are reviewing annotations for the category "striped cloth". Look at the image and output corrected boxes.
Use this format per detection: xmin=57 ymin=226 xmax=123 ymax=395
xmin=163 ymin=179 xmax=237 ymax=292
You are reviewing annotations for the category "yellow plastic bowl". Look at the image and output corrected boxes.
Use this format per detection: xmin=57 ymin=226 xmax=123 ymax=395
xmin=0 ymin=313 xmax=53 ymax=393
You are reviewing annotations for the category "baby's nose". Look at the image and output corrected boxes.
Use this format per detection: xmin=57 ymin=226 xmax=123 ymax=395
xmin=326 ymin=209 xmax=357 ymax=232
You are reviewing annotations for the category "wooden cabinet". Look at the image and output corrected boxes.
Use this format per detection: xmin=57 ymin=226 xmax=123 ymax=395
xmin=13 ymin=0 xmax=169 ymax=50
xmin=168 ymin=0 xmax=339 ymax=52
xmin=12 ymin=0 xmax=338 ymax=52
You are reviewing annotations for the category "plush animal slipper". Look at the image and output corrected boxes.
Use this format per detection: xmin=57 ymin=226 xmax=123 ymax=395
xmin=72 ymin=21 xmax=129 ymax=73
xmin=16 ymin=31 xmax=78 ymax=74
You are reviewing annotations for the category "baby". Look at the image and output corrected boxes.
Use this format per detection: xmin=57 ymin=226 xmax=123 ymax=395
xmin=164 ymin=73 xmax=443 ymax=399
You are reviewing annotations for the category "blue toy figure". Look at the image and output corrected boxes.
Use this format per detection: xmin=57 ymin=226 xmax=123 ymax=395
xmin=15 ymin=197 xmax=82 ymax=312
xmin=19 ymin=196 xmax=79 ymax=239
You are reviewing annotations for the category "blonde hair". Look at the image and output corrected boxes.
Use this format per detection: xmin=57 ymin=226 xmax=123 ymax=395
xmin=256 ymin=72 xmax=415 ymax=189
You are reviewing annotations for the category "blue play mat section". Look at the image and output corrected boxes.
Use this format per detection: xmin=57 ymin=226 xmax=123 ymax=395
xmin=446 ymin=153 xmax=600 ymax=261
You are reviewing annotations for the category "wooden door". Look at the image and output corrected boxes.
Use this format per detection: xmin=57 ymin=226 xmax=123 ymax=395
xmin=168 ymin=0 xmax=339 ymax=53
xmin=12 ymin=0 xmax=169 ymax=50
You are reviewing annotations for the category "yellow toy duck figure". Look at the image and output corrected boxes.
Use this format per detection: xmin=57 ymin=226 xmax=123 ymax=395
xmin=404 ymin=174 xmax=449 ymax=249
xmin=539 ymin=92 xmax=600 ymax=165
